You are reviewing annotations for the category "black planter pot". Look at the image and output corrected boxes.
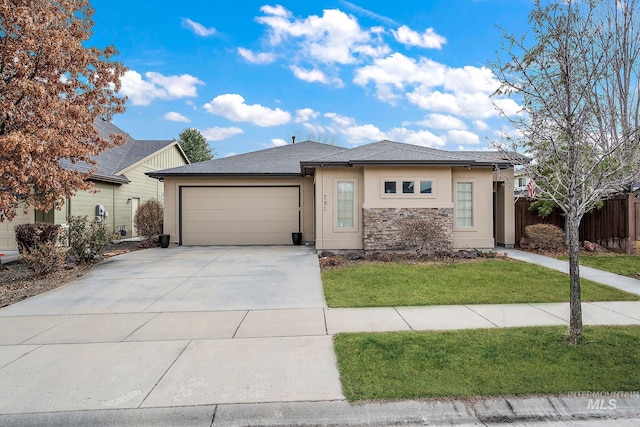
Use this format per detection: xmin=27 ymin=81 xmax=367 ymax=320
xmin=291 ymin=232 xmax=302 ymax=246
xmin=159 ymin=234 xmax=170 ymax=248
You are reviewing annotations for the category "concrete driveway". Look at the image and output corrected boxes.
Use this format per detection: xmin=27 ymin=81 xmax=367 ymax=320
xmin=0 ymin=246 xmax=344 ymax=414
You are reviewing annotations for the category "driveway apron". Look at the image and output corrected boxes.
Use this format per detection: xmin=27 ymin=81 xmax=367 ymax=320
xmin=0 ymin=246 xmax=344 ymax=414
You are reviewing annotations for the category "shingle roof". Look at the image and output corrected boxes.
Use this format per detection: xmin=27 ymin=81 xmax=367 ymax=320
xmin=147 ymin=141 xmax=347 ymax=177
xmin=147 ymin=139 xmax=520 ymax=178
xmin=302 ymin=140 xmax=514 ymax=167
xmin=62 ymin=119 xmax=183 ymax=184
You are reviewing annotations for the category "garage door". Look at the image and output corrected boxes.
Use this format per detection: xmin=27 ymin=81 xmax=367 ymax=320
xmin=181 ymin=186 xmax=300 ymax=245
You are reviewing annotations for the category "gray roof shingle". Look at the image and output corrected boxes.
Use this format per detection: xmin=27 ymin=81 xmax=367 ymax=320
xmin=147 ymin=141 xmax=346 ymax=177
xmin=148 ymin=139 xmax=519 ymax=178
xmin=62 ymin=119 xmax=182 ymax=183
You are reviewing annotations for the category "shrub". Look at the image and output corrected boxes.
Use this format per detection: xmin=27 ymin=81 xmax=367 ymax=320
xmin=319 ymin=256 xmax=344 ymax=268
xmin=14 ymin=223 xmax=61 ymax=254
xmin=65 ymin=215 xmax=111 ymax=263
xmin=20 ymin=241 xmax=65 ymax=275
xmin=134 ymin=199 xmax=163 ymax=239
xmin=402 ymin=218 xmax=451 ymax=257
xmin=525 ymin=223 xmax=566 ymax=252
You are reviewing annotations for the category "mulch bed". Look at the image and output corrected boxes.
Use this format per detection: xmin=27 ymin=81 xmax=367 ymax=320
xmin=0 ymin=241 xmax=149 ymax=308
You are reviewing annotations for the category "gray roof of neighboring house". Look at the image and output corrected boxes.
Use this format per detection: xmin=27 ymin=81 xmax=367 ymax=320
xmin=147 ymin=139 xmax=521 ymax=178
xmin=147 ymin=141 xmax=347 ymax=177
xmin=62 ymin=119 xmax=185 ymax=184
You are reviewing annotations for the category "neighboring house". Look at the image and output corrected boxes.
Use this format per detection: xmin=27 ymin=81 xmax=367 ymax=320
xmin=514 ymin=170 xmax=533 ymax=198
xmin=0 ymin=119 xmax=189 ymax=251
xmin=148 ymin=140 xmax=519 ymax=251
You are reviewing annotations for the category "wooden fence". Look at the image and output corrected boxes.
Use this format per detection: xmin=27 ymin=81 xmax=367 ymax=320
xmin=515 ymin=194 xmax=640 ymax=253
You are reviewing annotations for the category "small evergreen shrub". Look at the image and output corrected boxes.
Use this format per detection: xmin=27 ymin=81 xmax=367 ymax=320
xmin=20 ymin=241 xmax=65 ymax=275
xmin=134 ymin=199 xmax=163 ymax=239
xmin=65 ymin=215 xmax=110 ymax=263
xmin=14 ymin=223 xmax=61 ymax=254
xmin=525 ymin=223 xmax=566 ymax=252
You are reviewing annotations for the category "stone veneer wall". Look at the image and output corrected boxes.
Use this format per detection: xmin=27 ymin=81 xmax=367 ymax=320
xmin=363 ymin=207 xmax=454 ymax=251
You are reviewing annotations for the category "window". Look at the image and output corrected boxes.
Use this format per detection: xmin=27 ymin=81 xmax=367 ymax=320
xmin=518 ymin=177 xmax=526 ymax=187
xmin=402 ymin=181 xmax=415 ymax=194
xmin=420 ymin=180 xmax=433 ymax=194
xmin=336 ymin=181 xmax=355 ymax=228
xmin=384 ymin=181 xmax=396 ymax=194
xmin=456 ymin=182 xmax=473 ymax=227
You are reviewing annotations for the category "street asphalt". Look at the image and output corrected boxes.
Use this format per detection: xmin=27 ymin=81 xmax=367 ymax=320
xmin=0 ymin=245 xmax=638 ymax=426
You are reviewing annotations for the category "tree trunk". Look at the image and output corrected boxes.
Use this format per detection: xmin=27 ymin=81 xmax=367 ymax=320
xmin=567 ymin=213 xmax=583 ymax=344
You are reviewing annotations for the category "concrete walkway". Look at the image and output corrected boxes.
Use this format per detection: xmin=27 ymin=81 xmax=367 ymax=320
xmin=0 ymin=246 xmax=639 ymax=425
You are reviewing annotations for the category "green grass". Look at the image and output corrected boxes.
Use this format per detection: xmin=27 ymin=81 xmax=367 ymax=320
xmin=559 ymin=253 xmax=640 ymax=278
xmin=334 ymin=326 xmax=640 ymax=401
xmin=322 ymin=259 xmax=640 ymax=307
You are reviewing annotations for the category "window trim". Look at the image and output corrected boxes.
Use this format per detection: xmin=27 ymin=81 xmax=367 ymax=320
xmin=333 ymin=178 xmax=358 ymax=232
xmin=454 ymin=179 xmax=477 ymax=231
xmin=380 ymin=177 xmax=436 ymax=199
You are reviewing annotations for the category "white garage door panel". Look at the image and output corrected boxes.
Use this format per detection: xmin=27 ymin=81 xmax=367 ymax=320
xmin=181 ymin=187 xmax=300 ymax=245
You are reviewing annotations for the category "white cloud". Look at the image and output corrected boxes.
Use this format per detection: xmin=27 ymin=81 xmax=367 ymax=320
xmin=446 ymin=129 xmax=480 ymax=145
xmin=201 ymin=126 xmax=244 ymax=141
xmin=237 ymin=48 xmax=277 ymax=64
xmin=392 ymin=25 xmax=446 ymax=49
xmin=290 ymin=66 xmax=330 ymax=84
xmin=260 ymin=4 xmax=290 ymax=17
xmin=387 ymin=128 xmax=445 ymax=147
xmin=339 ymin=1 xmax=398 ymax=26
xmin=473 ymin=120 xmax=489 ymax=131
xmin=325 ymin=112 xmax=356 ymax=127
xmin=271 ymin=138 xmax=288 ymax=146
xmin=182 ymin=18 xmax=217 ymax=37
xmin=444 ymin=66 xmax=498 ymax=94
xmin=341 ymin=124 xmax=386 ymax=143
xmin=120 ymin=70 xmax=204 ymax=106
xmin=493 ymin=98 xmax=523 ymax=116
xmin=295 ymin=108 xmax=320 ymax=123
xmin=353 ymin=53 xmax=446 ymax=102
xmin=407 ymin=114 xmax=466 ymax=130
xmin=164 ymin=111 xmax=190 ymax=122
xmin=203 ymin=94 xmax=291 ymax=127
xmin=256 ymin=6 xmax=387 ymax=65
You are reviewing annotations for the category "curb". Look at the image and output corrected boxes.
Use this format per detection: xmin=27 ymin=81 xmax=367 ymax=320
xmin=0 ymin=396 xmax=638 ymax=426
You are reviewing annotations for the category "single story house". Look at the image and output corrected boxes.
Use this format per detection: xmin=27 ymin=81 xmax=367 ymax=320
xmin=148 ymin=140 xmax=518 ymax=251
xmin=0 ymin=119 xmax=189 ymax=251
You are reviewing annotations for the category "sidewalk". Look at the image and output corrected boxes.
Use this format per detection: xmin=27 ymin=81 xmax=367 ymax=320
xmin=502 ymin=248 xmax=640 ymax=296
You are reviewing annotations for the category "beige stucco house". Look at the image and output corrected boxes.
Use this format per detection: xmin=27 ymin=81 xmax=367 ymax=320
xmin=149 ymin=140 xmax=518 ymax=251
xmin=0 ymin=120 xmax=189 ymax=251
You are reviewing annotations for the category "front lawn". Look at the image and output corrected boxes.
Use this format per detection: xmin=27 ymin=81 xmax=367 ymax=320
xmin=334 ymin=326 xmax=640 ymax=401
xmin=559 ymin=253 xmax=640 ymax=278
xmin=322 ymin=259 xmax=639 ymax=307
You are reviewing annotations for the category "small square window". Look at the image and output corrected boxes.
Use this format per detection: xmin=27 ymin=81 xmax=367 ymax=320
xmin=384 ymin=181 xmax=397 ymax=194
xmin=402 ymin=181 xmax=414 ymax=194
xmin=420 ymin=180 xmax=433 ymax=194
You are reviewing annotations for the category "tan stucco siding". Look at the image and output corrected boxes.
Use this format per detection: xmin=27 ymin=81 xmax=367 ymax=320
xmin=494 ymin=168 xmax=516 ymax=246
xmin=0 ymin=206 xmax=33 ymax=251
xmin=163 ymin=176 xmax=314 ymax=245
xmin=314 ymin=167 xmax=364 ymax=250
xmin=362 ymin=166 xmax=453 ymax=209
xmin=451 ymin=167 xmax=495 ymax=249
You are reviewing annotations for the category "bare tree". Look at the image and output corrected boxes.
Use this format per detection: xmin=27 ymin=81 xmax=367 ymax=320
xmin=0 ymin=0 xmax=126 ymax=221
xmin=492 ymin=0 xmax=640 ymax=343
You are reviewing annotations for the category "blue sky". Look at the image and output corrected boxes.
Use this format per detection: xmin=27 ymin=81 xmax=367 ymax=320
xmin=89 ymin=0 xmax=530 ymax=157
